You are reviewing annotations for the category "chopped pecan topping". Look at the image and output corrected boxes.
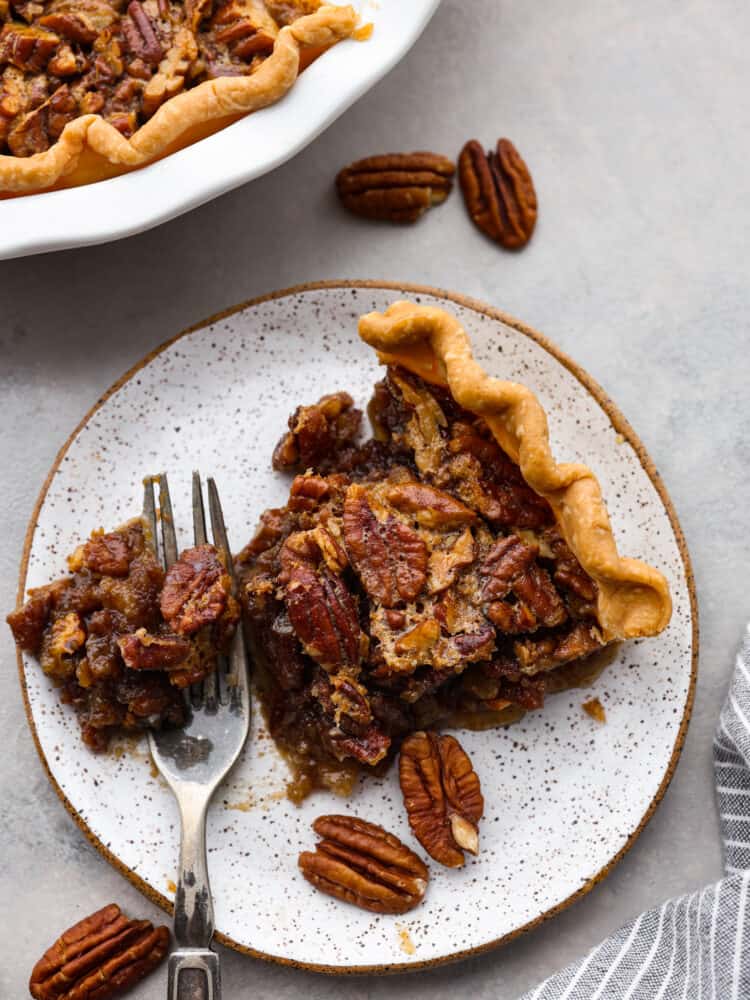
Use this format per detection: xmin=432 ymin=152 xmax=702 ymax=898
xmin=160 ymin=543 xmax=232 ymax=635
xmin=544 ymin=527 xmax=598 ymax=601
xmin=298 ymin=815 xmax=429 ymax=914
xmin=282 ymin=534 xmax=362 ymax=670
xmin=118 ymin=628 xmax=192 ymax=671
xmin=39 ymin=11 xmax=97 ymax=44
xmin=272 ymin=391 xmax=362 ymax=472
xmin=343 ymin=484 xmax=427 ymax=607
xmin=210 ymin=0 xmax=277 ymax=57
xmin=515 ymin=620 xmax=604 ymax=675
xmin=480 ymin=534 xmax=538 ymax=600
xmin=336 ymin=151 xmax=455 ymax=223
xmin=327 ymin=723 xmax=391 ymax=766
xmin=80 ymin=530 xmax=133 ymax=576
xmin=141 ymin=26 xmax=196 ymax=115
xmin=29 ymin=902 xmax=169 ymax=1000
xmin=399 ymin=731 xmax=484 ymax=867
xmin=0 ymin=0 xmax=326 ymax=158
xmin=512 ymin=562 xmax=567 ymax=627
xmin=7 ymin=585 xmax=55 ymax=652
xmin=383 ymin=481 xmax=477 ymax=529
xmin=394 ymin=618 xmax=440 ymax=654
xmin=122 ymin=0 xmax=161 ymax=64
xmin=287 ymin=472 xmax=333 ymax=511
xmin=458 ymin=137 xmax=538 ymax=249
xmin=0 ymin=22 xmax=59 ymax=72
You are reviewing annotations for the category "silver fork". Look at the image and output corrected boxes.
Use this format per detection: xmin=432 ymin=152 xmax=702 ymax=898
xmin=144 ymin=472 xmax=250 ymax=1000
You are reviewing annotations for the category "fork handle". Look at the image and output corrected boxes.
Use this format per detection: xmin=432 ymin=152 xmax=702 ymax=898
xmin=170 ymin=788 xmax=220 ymax=999
xmin=174 ymin=789 xmax=215 ymax=947
xmin=168 ymin=949 xmax=220 ymax=999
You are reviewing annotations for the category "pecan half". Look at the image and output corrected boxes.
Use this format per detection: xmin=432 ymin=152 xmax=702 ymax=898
xmin=298 ymin=815 xmax=428 ymax=914
xmin=29 ymin=903 xmax=169 ymax=1000
xmin=336 ymin=152 xmax=455 ymax=223
xmin=123 ymin=0 xmax=162 ymax=64
xmin=160 ymin=544 xmax=231 ymax=635
xmin=399 ymin=731 xmax=484 ymax=868
xmin=343 ymin=484 xmax=427 ymax=607
xmin=282 ymin=539 xmax=362 ymax=670
xmin=481 ymin=534 xmax=566 ymax=633
xmin=458 ymin=138 xmax=537 ymax=249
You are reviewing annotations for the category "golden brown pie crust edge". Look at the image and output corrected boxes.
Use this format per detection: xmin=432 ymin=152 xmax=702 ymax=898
xmin=358 ymin=300 xmax=672 ymax=641
xmin=0 ymin=4 xmax=356 ymax=195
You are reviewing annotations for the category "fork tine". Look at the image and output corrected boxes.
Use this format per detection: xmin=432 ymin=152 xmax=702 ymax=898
xmin=192 ymin=470 xmax=208 ymax=546
xmin=142 ymin=477 xmax=161 ymax=568
xmin=208 ymin=478 xmax=249 ymax=711
xmin=192 ymin=472 xmax=217 ymax=712
xmin=207 ymin=478 xmax=235 ymax=587
xmin=145 ymin=475 xmax=190 ymax=711
xmin=158 ymin=474 xmax=179 ymax=570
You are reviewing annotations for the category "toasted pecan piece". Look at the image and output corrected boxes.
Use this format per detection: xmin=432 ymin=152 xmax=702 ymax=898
xmin=160 ymin=543 xmax=233 ymax=635
xmin=343 ymin=484 xmax=427 ymax=607
xmin=280 ymin=530 xmax=363 ymax=670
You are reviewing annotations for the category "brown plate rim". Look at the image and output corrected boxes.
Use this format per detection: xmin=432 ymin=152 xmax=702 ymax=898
xmin=15 ymin=279 xmax=699 ymax=975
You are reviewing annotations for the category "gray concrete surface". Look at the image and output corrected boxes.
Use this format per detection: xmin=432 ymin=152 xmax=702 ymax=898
xmin=1 ymin=0 xmax=747 ymax=995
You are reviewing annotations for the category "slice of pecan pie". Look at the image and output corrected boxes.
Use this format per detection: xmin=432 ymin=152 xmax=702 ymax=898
xmin=0 ymin=0 xmax=355 ymax=194
xmin=8 ymin=517 xmax=239 ymax=748
xmin=237 ymin=301 xmax=672 ymax=801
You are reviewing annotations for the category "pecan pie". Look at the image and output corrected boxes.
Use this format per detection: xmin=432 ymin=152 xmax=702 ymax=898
xmin=0 ymin=0 xmax=355 ymax=194
xmin=237 ymin=301 xmax=672 ymax=801
xmin=8 ymin=517 xmax=239 ymax=748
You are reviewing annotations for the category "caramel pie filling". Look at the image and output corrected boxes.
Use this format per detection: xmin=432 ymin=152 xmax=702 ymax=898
xmin=237 ymin=368 xmax=612 ymax=801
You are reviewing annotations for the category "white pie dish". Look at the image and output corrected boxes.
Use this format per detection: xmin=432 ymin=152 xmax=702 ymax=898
xmin=0 ymin=1 xmax=441 ymax=260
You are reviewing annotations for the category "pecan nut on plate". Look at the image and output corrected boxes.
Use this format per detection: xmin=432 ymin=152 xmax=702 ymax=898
xmin=399 ymin=731 xmax=484 ymax=868
xmin=336 ymin=152 xmax=455 ymax=223
xmin=29 ymin=903 xmax=169 ymax=1000
xmin=298 ymin=814 xmax=429 ymax=914
xmin=458 ymin=137 xmax=537 ymax=249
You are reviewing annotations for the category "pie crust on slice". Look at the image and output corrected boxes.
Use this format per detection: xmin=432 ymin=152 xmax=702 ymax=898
xmin=237 ymin=301 xmax=672 ymax=801
xmin=0 ymin=2 xmax=355 ymax=194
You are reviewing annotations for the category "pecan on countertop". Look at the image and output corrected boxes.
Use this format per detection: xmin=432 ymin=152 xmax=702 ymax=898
xmin=29 ymin=903 xmax=169 ymax=1000
xmin=458 ymin=137 xmax=537 ymax=249
xmin=336 ymin=151 xmax=455 ymax=223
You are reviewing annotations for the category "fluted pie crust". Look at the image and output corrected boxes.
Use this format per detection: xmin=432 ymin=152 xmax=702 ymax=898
xmin=358 ymin=300 xmax=672 ymax=641
xmin=0 ymin=4 xmax=355 ymax=195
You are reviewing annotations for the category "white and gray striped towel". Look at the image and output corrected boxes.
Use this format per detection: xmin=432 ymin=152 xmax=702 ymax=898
xmin=520 ymin=626 xmax=750 ymax=999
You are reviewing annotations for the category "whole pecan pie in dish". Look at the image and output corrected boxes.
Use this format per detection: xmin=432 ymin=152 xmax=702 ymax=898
xmin=237 ymin=301 xmax=672 ymax=801
xmin=0 ymin=0 xmax=355 ymax=194
xmin=8 ymin=517 xmax=239 ymax=748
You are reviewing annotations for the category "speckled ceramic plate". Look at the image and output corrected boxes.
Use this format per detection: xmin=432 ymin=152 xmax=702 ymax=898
xmin=16 ymin=281 xmax=697 ymax=973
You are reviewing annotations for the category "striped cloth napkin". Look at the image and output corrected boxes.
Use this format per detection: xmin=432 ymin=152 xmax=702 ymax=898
xmin=520 ymin=626 xmax=750 ymax=999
